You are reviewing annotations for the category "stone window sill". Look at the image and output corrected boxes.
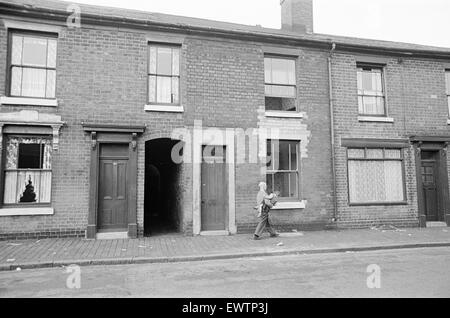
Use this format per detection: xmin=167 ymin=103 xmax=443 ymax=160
xmin=265 ymin=111 xmax=304 ymax=119
xmin=144 ymin=104 xmax=184 ymax=113
xmin=0 ymin=96 xmax=58 ymax=107
xmin=0 ymin=207 xmax=54 ymax=216
xmin=358 ymin=116 xmax=394 ymax=123
xmin=272 ymin=200 xmax=306 ymax=210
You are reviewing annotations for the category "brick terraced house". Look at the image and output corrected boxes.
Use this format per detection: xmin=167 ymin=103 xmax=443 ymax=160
xmin=0 ymin=0 xmax=449 ymax=240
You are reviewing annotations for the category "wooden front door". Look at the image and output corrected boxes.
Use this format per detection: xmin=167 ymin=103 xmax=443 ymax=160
xmin=201 ymin=146 xmax=228 ymax=231
xmin=421 ymin=152 xmax=439 ymax=222
xmin=98 ymin=144 xmax=129 ymax=230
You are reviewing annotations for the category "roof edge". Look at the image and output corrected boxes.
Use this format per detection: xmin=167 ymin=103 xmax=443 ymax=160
xmin=1 ymin=1 xmax=450 ymax=60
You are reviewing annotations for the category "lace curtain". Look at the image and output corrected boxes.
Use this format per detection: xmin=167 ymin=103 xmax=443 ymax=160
xmin=3 ymin=137 xmax=52 ymax=204
xmin=348 ymin=160 xmax=404 ymax=203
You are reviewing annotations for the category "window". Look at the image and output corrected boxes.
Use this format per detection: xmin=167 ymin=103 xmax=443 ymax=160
xmin=3 ymin=136 xmax=52 ymax=205
xmin=266 ymin=140 xmax=300 ymax=200
xmin=8 ymin=32 xmax=57 ymax=99
xmin=148 ymin=44 xmax=180 ymax=105
xmin=347 ymin=148 xmax=405 ymax=205
xmin=357 ymin=64 xmax=386 ymax=116
xmin=446 ymin=70 xmax=450 ymax=117
xmin=264 ymin=56 xmax=297 ymax=112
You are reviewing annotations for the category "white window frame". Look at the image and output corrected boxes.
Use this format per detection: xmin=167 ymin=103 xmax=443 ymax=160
xmin=357 ymin=64 xmax=387 ymax=117
xmin=264 ymin=55 xmax=298 ymax=113
xmin=147 ymin=43 xmax=181 ymax=107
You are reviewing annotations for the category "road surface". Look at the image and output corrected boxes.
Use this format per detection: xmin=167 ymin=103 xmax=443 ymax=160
xmin=0 ymin=247 xmax=449 ymax=297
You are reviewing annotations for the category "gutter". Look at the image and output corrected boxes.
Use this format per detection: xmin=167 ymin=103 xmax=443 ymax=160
xmin=1 ymin=2 xmax=450 ymax=60
xmin=328 ymin=43 xmax=338 ymax=223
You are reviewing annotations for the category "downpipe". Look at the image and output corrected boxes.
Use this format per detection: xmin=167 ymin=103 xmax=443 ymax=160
xmin=328 ymin=43 xmax=338 ymax=224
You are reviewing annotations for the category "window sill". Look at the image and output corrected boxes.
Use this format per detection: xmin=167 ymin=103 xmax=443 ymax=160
xmin=0 ymin=96 xmax=58 ymax=107
xmin=272 ymin=200 xmax=306 ymax=210
xmin=358 ymin=116 xmax=394 ymax=123
xmin=144 ymin=104 xmax=184 ymax=113
xmin=265 ymin=111 xmax=304 ymax=119
xmin=0 ymin=207 xmax=54 ymax=216
xmin=349 ymin=202 xmax=408 ymax=207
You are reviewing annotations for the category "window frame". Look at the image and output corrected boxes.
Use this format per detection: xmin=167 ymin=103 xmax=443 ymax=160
xmin=6 ymin=29 xmax=58 ymax=100
xmin=356 ymin=63 xmax=387 ymax=117
xmin=346 ymin=147 xmax=407 ymax=206
xmin=147 ymin=43 xmax=181 ymax=106
xmin=0 ymin=134 xmax=53 ymax=208
xmin=266 ymin=139 xmax=301 ymax=202
xmin=264 ymin=54 xmax=298 ymax=112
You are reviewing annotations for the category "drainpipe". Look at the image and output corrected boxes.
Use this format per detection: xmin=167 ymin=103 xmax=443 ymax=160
xmin=328 ymin=42 xmax=338 ymax=223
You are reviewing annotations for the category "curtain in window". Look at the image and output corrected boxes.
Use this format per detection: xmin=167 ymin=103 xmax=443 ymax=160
xmin=10 ymin=34 xmax=57 ymax=98
xmin=3 ymin=137 xmax=52 ymax=204
xmin=148 ymin=46 xmax=180 ymax=104
xmin=4 ymin=171 xmax=52 ymax=204
xmin=348 ymin=160 xmax=404 ymax=203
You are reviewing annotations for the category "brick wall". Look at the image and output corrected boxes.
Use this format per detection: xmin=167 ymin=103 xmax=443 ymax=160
xmin=331 ymin=53 xmax=450 ymax=228
xmin=0 ymin=18 xmax=334 ymax=238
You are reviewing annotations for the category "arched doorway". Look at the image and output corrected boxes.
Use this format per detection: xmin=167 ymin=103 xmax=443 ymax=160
xmin=144 ymin=138 xmax=183 ymax=236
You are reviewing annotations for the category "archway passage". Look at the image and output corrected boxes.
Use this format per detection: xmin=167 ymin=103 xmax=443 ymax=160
xmin=144 ymin=138 xmax=183 ymax=236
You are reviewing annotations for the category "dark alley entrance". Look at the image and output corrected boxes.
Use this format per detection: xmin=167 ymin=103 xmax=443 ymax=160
xmin=144 ymin=138 xmax=183 ymax=236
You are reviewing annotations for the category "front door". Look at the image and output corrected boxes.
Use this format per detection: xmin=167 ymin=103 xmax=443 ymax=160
xmin=98 ymin=144 xmax=129 ymax=231
xmin=421 ymin=152 xmax=439 ymax=222
xmin=201 ymin=146 xmax=228 ymax=231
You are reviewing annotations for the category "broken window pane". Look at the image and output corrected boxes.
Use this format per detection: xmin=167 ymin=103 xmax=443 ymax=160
xmin=3 ymin=137 xmax=52 ymax=205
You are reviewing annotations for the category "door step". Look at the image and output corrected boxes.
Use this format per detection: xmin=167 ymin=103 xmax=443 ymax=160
xmin=96 ymin=231 xmax=128 ymax=240
xmin=426 ymin=222 xmax=447 ymax=228
xmin=200 ymin=230 xmax=229 ymax=236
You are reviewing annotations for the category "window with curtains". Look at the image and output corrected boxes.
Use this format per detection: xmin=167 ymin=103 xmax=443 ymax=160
xmin=266 ymin=140 xmax=300 ymax=200
xmin=8 ymin=31 xmax=57 ymax=99
xmin=347 ymin=148 xmax=406 ymax=205
xmin=357 ymin=64 xmax=386 ymax=116
xmin=264 ymin=56 xmax=297 ymax=112
xmin=3 ymin=136 xmax=52 ymax=205
xmin=148 ymin=44 xmax=180 ymax=105
xmin=446 ymin=70 xmax=450 ymax=117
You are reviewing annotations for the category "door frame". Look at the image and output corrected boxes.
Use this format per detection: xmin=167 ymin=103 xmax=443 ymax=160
xmin=83 ymin=124 xmax=145 ymax=239
xmin=193 ymin=127 xmax=236 ymax=236
xmin=411 ymin=136 xmax=450 ymax=227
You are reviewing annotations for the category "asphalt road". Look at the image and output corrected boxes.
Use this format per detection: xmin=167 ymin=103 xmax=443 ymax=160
xmin=0 ymin=247 xmax=449 ymax=298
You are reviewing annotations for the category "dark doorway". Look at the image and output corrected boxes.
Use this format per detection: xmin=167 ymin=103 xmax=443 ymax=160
xmin=421 ymin=151 xmax=440 ymax=222
xmin=144 ymin=139 xmax=183 ymax=236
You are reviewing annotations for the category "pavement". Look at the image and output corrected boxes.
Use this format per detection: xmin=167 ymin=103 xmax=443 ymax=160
xmin=0 ymin=226 xmax=449 ymax=272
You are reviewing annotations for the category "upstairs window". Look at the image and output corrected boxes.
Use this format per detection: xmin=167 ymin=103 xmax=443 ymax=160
xmin=8 ymin=31 xmax=57 ymax=99
xmin=3 ymin=136 xmax=52 ymax=205
xmin=148 ymin=44 xmax=180 ymax=105
xmin=446 ymin=70 xmax=450 ymax=117
xmin=264 ymin=56 xmax=297 ymax=112
xmin=266 ymin=140 xmax=300 ymax=200
xmin=357 ymin=64 xmax=386 ymax=116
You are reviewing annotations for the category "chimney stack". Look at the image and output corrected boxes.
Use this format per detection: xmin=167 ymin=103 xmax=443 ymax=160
xmin=280 ymin=0 xmax=314 ymax=34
